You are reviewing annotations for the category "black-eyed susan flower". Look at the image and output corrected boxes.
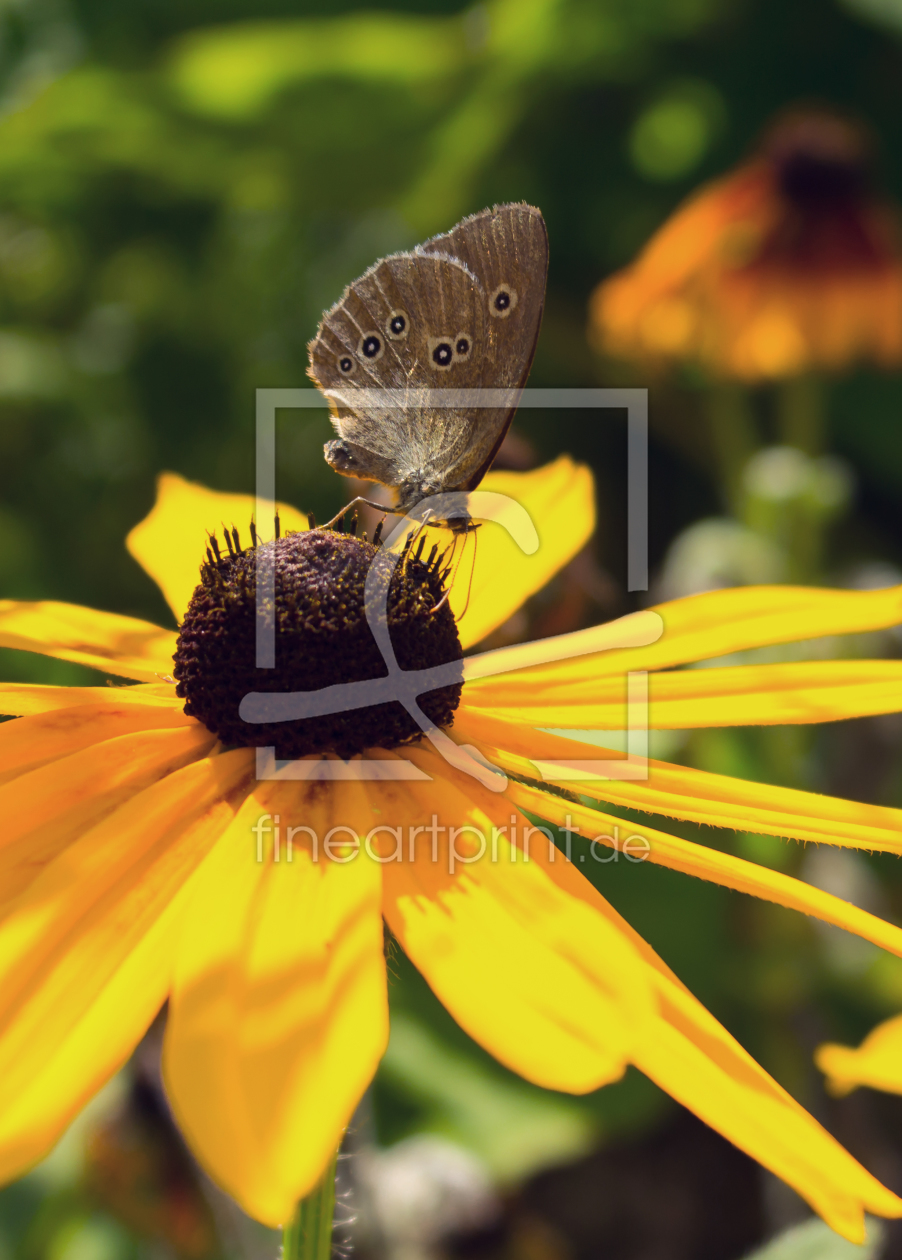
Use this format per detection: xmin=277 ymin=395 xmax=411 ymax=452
xmin=590 ymin=110 xmax=902 ymax=380
xmin=3 ymin=459 xmax=902 ymax=1239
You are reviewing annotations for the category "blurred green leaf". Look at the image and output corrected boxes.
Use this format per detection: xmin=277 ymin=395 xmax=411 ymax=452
xmin=837 ymin=0 xmax=902 ymax=34
xmin=380 ymin=1012 xmax=597 ymax=1182
xmin=629 ymin=79 xmax=726 ymax=180
xmin=167 ymin=14 xmax=469 ymax=118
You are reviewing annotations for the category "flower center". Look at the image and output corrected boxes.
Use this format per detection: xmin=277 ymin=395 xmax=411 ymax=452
xmin=766 ymin=114 xmax=870 ymax=210
xmin=173 ymin=524 xmax=463 ymax=759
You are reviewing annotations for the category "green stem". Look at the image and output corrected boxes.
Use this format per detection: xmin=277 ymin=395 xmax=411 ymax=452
xmin=776 ymin=374 xmax=824 ymax=454
xmin=707 ymin=382 xmax=759 ymax=512
xmin=282 ymin=1149 xmax=338 ymax=1260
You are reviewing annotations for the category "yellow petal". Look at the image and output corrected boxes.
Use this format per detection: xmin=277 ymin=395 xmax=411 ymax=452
xmin=460 ymin=608 xmax=663 ymax=684
xmin=376 ymin=748 xmax=653 ymax=1094
xmin=633 ymin=950 xmax=902 ymax=1240
xmin=127 ymin=471 xmax=309 ymax=624
xmin=477 ymin=583 xmax=902 ymax=679
xmin=816 ymin=1015 xmax=902 ymax=1098
xmin=0 ymin=600 xmax=177 ymax=681
xmin=0 ymin=725 xmax=216 ymax=909
xmin=465 ymin=660 xmax=902 ymax=728
xmin=456 ymin=709 xmax=902 ymax=854
xmin=502 ymin=777 xmax=902 ymax=959
xmin=485 ymin=813 xmax=902 ymax=1241
xmin=377 ymin=749 xmax=900 ymax=1239
xmin=0 ymin=681 xmax=179 ymax=717
xmin=444 ymin=457 xmax=595 ymax=649
xmin=0 ymin=700 xmax=199 ymax=787
xmin=0 ymin=748 xmax=254 ymax=1183
xmin=164 ymin=777 xmax=387 ymax=1226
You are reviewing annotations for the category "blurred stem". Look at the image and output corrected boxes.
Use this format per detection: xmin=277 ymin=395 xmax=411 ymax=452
xmin=777 ymin=375 xmax=824 ymax=454
xmin=707 ymin=383 xmax=759 ymax=511
xmin=282 ymin=1150 xmax=338 ymax=1260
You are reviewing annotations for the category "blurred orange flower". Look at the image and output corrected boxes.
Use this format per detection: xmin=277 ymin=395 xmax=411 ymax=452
xmin=590 ymin=110 xmax=902 ymax=379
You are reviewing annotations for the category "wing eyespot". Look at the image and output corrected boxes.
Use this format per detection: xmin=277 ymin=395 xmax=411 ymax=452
xmin=489 ymin=283 xmax=519 ymax=318
xmin=385 ymin=310 xmax=410 ymax=340
xmin=358 ymin=332 xmax=384 ymax=362
xmin=338 ymin=354 xmax=356 ymax=375
xmin=454 ymin=333 xmax=472 ymax=362
xmin=428 ymin=337 xmax=455 ymax=371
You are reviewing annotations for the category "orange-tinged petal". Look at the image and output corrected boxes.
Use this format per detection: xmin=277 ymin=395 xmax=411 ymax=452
xmin=455 ymin=709 xmax=902 ymax=854
xmin=0 ymin=748 xmax=254 ymax=1183
xmin=502 ymin=778 xmax=902 ymax=960
xmin=127 ymin=472 xmax=309 ymax=624
xmin=445 ymin=457 xmax=595 ymax=649
xmin=0 ymin=725 xmax=216 ymax=909
xmin=0 ymin=600 xmax=177 ymax=681
xmin=0 ymin=681 xmax=180 ymax=717
xmin=164 ymin=777 xmax=387 ymax=1226
xmin=0 ymin=701 xmax=200 ymax=787
xmin=470 ymin=584 xmax=902 ymax=681
xmin=464 ymin=660 xmax=902 ymax=728
xmin=817 ymin=1016 xmax=902 ymax=1098
xmin=376 ymin=747 xmax=653 ymax=1094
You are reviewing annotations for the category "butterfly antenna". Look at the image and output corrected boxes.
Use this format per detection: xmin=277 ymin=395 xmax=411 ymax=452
xmin=457 ymin=526 xmax=478 ymax=622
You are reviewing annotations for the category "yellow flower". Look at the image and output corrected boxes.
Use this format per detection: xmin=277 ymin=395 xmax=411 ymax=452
xmin=3 ymin=459 xmax=902 ymax=1239
xmin=589 ymin=109 xmax=902 ymax=380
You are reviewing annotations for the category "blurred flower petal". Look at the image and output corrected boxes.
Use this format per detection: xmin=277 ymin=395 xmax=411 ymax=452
xmin=817 ymin=1015 xmax=902 ymax=1098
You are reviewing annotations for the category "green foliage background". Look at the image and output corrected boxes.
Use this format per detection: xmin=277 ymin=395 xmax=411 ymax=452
xmin=2 ymin=0 xmax=902 ymax=1254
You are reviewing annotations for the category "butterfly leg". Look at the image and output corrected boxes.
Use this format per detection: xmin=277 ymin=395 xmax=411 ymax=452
xmin=320 ymin=497 xmax=393 ymax=532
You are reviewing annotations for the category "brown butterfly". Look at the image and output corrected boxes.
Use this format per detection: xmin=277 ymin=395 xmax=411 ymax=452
xmin=307 ymin=202 xmax=548 ymax=520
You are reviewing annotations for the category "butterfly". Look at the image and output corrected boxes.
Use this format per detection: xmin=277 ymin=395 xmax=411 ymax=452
xmin=307 ymin=202 xmax=548 ymax=522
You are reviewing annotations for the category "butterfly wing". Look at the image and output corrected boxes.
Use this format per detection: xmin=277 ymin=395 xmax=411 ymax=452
xmin=307 ymin=250 xmax=488 ymax=496
xmin=420 ymin=202 xmax=548 ymax=489
xmin=307 ymin=202 xmax=548 ymax=506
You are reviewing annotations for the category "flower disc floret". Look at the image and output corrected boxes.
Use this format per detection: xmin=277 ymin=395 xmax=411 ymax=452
xmin=173 ymin=527 xmax=462 ymax=758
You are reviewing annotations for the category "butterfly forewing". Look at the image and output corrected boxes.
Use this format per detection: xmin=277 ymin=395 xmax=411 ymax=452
xmin=307 ymin=202 xmax=547 ymax=511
